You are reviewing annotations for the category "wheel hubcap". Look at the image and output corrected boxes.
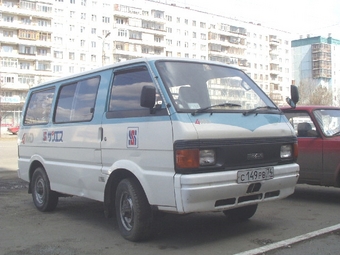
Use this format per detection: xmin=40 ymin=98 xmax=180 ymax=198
xmin=35 ymin=177 xmax=45 ymax=205
xmin=119 ymin=192 xmax=134 ymax=231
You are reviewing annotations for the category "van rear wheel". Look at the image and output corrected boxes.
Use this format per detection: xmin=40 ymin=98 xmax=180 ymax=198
xmin=115 ymin=178 xmax=153 ymax=241
xmin=31 ymin=167 xmax=58 ymax=212
xmin=223 ymin=204 xmax=258 ymax=221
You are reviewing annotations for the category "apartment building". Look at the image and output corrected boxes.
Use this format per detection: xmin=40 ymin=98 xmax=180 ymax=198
xmin=291 ymin=35 xmax=340 ymax=106
xmin=0 ymin=0 xmax=54 ymax=128
xmin=0 ymin=0 xmax=292 ymax=130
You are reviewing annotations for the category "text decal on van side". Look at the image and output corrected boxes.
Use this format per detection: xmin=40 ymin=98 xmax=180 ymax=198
xmin=43 ymin=130 xmax=63 ymax=142
xmin=127 ymin=127 xmax=138 ymax=148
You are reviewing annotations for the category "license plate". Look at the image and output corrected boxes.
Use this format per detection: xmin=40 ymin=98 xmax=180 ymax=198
xmin=237 ymin=167 xmax=274 ymax=183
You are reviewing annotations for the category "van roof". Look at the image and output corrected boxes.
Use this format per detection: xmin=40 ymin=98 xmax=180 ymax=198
xmin=30 ymin=57 xmax=236 ymax=89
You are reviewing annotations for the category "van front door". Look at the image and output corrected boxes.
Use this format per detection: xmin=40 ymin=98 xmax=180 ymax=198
xmin=100 ymin=65 xmax=175 ymax=207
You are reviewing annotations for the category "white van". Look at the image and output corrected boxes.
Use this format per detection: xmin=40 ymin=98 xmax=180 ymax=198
xmin=18 ymin=58 xmax=299 ymax=241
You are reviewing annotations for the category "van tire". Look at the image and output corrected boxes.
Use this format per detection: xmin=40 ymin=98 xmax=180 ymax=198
xmin=115 ymin=178 xmax=153 ymax=241
xmin=31 ymin=167 xmax=58 ymax=212
xmin=223 ymin=204 xmax=258 ymax=221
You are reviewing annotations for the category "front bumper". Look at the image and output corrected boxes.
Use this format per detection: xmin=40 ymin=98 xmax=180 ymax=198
xmin=174 ymin=163 xmax=299 ymax=213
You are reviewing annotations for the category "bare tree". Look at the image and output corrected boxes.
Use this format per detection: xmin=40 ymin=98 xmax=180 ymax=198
xmin=298 ymin=78 xmax=333 ymax=105
xmin=309 ymin=86 xmax=333 ymax=105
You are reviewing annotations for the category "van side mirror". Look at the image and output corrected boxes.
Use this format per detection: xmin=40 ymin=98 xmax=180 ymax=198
xmin=140 ymin=85 xmax=156 ymax=109
xmin=286 ymin=85 xmax=299 ymax=108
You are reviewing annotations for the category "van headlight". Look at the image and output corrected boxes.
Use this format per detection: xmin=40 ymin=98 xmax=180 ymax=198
xmin=176 ymin=149 xmax=216 ymax=168
xmin=280 ymin=144 xmax=292 ymax=158
xmin=199 ymin=149 xmax=216 ymax=166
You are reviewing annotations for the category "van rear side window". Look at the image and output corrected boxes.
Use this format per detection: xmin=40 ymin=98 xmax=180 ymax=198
xmin=24 ymin=88 xmax=55 ymax=125
xmin=55 ymin=76 xmax=100 ymax=123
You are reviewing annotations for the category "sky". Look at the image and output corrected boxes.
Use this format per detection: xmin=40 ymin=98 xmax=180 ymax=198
xmin=171 ymin=0 xmax=340 ymax=39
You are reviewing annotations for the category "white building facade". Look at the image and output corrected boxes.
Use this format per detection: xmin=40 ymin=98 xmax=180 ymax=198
xmin=0 ymin=0 xmax=292 ymax=130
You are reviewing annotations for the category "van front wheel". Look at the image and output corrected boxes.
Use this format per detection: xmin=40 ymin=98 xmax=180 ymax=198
xmin=31 ymin=167 xmax=58 ymax=212
xmin=115 ymin=178 xmax=153 ymax=241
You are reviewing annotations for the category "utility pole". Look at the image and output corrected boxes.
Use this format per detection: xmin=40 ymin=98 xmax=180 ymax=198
xmin=98 ymin=32 xmax=111 ymax=66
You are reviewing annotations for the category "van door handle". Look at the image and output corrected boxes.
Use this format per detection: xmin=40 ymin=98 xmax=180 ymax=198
xmin=99 ymin=127 xmax=103 ymax=141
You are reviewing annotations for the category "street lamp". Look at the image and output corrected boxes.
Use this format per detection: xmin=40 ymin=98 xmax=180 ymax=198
xmin=98 ymin=32 xmax=111 ymax=66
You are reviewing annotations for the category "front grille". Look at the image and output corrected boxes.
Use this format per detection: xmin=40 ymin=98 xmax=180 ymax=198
xmin=174 ymin=136 xmax=297 ymax=174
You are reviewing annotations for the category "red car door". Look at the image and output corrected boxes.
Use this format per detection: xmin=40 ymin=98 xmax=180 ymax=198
xmin=322 ymin=136 xmax=340 ymax=186
xmin=297 ymin=136 xmax=323 ymax=184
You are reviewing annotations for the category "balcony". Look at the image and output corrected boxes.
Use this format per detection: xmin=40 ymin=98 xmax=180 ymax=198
xmin=0 ymin=4 xmax=52 ymax=20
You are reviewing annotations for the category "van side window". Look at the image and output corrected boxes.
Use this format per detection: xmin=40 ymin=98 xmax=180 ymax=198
xmin=109 ymin=68 xmax=155 ymax=112
xmin=24 ymin=88 xmax=55 ymax=125
xmin=55 ymin=76 xmax=100 ymax=123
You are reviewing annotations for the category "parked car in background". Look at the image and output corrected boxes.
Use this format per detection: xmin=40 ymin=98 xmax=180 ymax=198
xmin=7 ymin=126 xmax=19 ymax=135
xmin=281 ymin=105 xmax=340 ymax=188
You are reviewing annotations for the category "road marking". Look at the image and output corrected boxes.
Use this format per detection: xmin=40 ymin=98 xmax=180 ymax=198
xmin=234 ymin=223 xmax=340 ymax=255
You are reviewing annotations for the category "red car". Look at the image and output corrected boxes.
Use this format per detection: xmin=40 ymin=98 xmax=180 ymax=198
xmin=281 ymin=105 xmax=340 ymax=188
xmin=7 ymin=126 xmax=19 ymax=135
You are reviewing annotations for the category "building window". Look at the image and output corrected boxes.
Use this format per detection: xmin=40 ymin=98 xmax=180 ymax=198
xmin=37 ymin=48 xmax=48 ymax=56
xmin=81 ymin=13 xmax=86 ymax=20
xmin=91 ymin=41 xmax=96 ymax=48
xmin=92 ymin=14 xmax=97 ymax=21
xmin=54 ymin=51 xmax=63 ymax=59
xmin=118 ymin=29 xmax=127 ymax=37
xmin=3 ymin=16 xmax=14 ymax=22
xmin=38 ymin=19 xmax=49 ymax=27
xmin=166 ymin=15 xmax=172 ymax=22
xmin=3 ymin=30 xmax=14 ymax=37
xmin=116 ymin=18 xmax=124 ymax=24
xmin=20 ymin=62 xmax=30 ymax=70
xmin=200 ymin=22 xmax=206 ymax=28
xmin=69 ymin=52 xmax=75 ymax=60
xmin=80 ymin=53 xmax=86 ymax=61
xmin=102 ymin=16 xmax=110 ymax=23
xmin=53 ymin=65 xmax=63 ymax=73
xmin=80 ymin=40 xmax=85 ymax=47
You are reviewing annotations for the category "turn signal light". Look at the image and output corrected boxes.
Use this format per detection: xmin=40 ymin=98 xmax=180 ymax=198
xmin=176 ymin=149 xmax=199 ymax=168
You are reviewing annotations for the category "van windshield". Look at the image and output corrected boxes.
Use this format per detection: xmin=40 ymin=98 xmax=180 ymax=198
xmin=155 ymin=60 xmax=277 ymax=114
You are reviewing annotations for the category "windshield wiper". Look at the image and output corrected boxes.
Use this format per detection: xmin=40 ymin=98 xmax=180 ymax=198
xmin=192 ymin=103 xmax=241 ymax=116
xmin=243 ymin=106 xmax=278 ymax=116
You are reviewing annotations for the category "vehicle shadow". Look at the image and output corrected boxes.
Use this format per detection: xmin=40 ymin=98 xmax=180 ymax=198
xmin=53 ymin=196 xmax=274 ymax=247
